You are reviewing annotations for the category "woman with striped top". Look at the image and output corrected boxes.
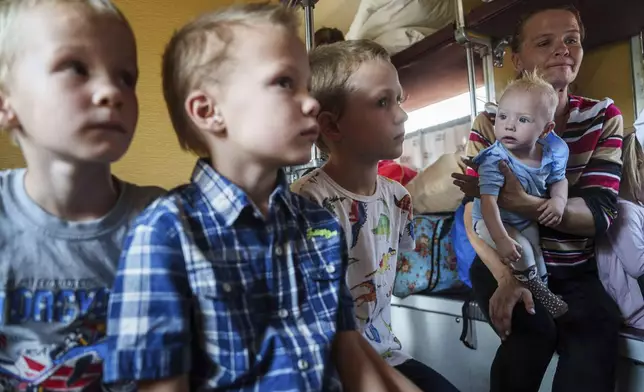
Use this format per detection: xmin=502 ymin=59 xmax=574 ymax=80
xmin=452 ymin=5 xmax=624 ymax=392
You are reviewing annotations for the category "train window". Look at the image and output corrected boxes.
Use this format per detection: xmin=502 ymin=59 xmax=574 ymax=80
xmin=405 ymin=86 xmax=486 ymax=133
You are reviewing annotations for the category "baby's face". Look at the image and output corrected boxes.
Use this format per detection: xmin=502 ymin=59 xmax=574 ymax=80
xmin=494 ymin=89 xmax=552 ymax=152
xmin=3 ymin=2 xmax=138 ymax=164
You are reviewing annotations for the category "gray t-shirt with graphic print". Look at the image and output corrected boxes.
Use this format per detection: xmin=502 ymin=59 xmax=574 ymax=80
xmin=0 ymin=169 xmax=164 ymax=392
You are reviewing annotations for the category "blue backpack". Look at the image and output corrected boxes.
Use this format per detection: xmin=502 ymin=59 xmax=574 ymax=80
xmin=450 ymin=203 xmax=477 ymax=288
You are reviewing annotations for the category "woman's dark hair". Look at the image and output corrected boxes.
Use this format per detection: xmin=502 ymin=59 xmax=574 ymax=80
xmin=314 ymin=27 xmax=345 ymax=47
xmin=510 ymin=5 xmax=586 ymax=53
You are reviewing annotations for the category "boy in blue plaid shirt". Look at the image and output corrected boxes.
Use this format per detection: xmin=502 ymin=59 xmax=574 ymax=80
xmin=104 ymin=4 xmax=421 ymax=392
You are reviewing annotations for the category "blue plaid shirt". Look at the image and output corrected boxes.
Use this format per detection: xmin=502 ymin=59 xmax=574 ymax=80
xmin=104 ymin=160 xmax=355 ymax=391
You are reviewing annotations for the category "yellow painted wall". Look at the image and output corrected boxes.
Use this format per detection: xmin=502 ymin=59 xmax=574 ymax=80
xmin=0 ymin=132 xmax=22 ymax=171
xmin=493 ymin=41 xmax=635 ymax=127
xmin=111 ymin=0 xmax=233 ymax=188
xmin=574 ymin=41 xmax=635 ymax=128
xmin=493 ymin=50 xmax=516 ymax=98
xmin=301 ymin=0 xmax=360 ymax=37
xmin=0 ymin=0 xmax=245 ymax=188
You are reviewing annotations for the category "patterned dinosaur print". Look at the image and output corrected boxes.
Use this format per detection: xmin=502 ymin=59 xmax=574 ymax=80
xmin=382 ymin=316 xmax=402 ymax=350
xmin=381 ymin=349 xmax=394 ymax=359
xmin=351 ymin=280 xmax=377 ymax=308
xmin=294 ymin=173 xmax=412 ymax=366
xmin=349 ymin=200 xmax=367 ymax=248
xmin=379 ymin=197 xmax=390 ymax=212
xmin=321 ymin=195 xmax=345 ymax=216
xmin=372 ymin=214 xmax=391 ymax=236
xmin=365 ymin=324 xmax=382 ymax=343
xmin=365 ymin=248 xmax=396 ymax=278
xmin=371 ymin=198 xmax=392 ymax=236
xmin=306 ymin=171 xmax=321 ymax=185
xmin=394 ymin=194 xmax=413 ymax=221
xmin=406 ymin=220 xmax=415 ymax=239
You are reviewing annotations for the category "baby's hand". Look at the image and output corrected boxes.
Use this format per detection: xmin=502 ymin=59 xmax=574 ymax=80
xmin=497 ymin=237 xmax=522 ymax=265
xmin=537 ymin=197 xmax=566 ymax=227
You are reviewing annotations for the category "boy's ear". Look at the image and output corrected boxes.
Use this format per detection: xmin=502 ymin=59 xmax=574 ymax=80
xmin=318 ymin=111 xmax=341 ymax=143
xmin=541 ymin=121 xmax=555 ymax=138
xmin=0 ymin=93 xmax=19 ymax=131
xmin=185 ymin=90 xmax=226 ymax=134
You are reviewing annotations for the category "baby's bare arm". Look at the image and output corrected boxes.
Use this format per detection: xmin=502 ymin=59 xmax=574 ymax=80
xmin=549 ymin=178 xmax=568 ymax=203
xmin=481 ymin=194 xmax=511 ymax=244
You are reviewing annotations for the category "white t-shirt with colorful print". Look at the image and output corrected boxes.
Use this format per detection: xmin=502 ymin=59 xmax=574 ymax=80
xmin=292 ymin=169 xmax=415 ymax=366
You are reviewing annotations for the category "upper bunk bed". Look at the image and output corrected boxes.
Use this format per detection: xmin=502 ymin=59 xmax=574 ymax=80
xmin=392 ymin=0 xmax=644 ymax=111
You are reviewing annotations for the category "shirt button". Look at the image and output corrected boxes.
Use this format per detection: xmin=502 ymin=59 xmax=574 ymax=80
xmin=222 ymin=283 xmax=232 ymax=293
xmin=278 ymin=308 xmax=289 ymax=319
xmin=297 ymin=359 xmax=309 ymax=370
xmin=325 ymin=265 xmax=336 ymax=274
xmin=275 ymin=246 xmax=283 ymax=256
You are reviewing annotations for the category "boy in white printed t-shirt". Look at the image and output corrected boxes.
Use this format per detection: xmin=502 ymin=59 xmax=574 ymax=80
xmin=292 ymin=39 xmax=459 ymax=392
xmin=0 ymin=1 xmax=163 ymax=390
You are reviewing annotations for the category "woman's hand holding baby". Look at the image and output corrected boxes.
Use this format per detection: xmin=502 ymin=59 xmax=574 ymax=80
xmin=496 ymin=162 xmax=533 ymax=212
xmin=452 ymin=160 xmax=540 ymax=216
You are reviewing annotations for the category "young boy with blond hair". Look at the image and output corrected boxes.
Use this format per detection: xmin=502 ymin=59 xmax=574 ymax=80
xmin=292 ymin=39 xmax=458 ymax=392
xmin=0 ymin=0 xmax=163 ymax=390
xmin=104 ymin=4 xmax=422 ymax=391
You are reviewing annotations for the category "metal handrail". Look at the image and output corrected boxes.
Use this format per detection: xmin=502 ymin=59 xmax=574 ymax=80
xmin=454 ymin=0 xmax=505 ymax=114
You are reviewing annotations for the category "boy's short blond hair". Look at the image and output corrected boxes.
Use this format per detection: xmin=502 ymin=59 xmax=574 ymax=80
xmin=0 ymin=0 xmax=127 ymax=90
xmin=162 ymin=3 xmax=299 ymax=157
xmin=308 ymin=39 xmax=390 ymax=152
xmin=0 ymin=0 xmax=128 ymax=141
xmin=501 ymin=69 xmax=559 ymax=121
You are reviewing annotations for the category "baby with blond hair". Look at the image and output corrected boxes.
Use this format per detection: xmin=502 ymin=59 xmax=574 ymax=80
xmin=472 ymin=71 xmax=570 ymax=318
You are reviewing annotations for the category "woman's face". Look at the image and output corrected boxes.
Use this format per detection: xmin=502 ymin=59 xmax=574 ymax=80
xmin=512 ymin=9 xmax=584 ymax=91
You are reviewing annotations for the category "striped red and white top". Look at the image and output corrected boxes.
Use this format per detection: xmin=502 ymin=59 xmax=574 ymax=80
xmin=465 ymin=95 xmax=624 ymax=279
